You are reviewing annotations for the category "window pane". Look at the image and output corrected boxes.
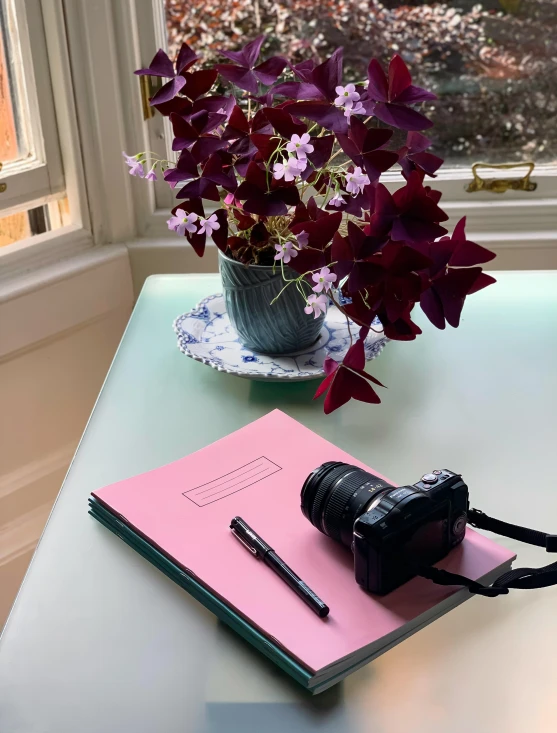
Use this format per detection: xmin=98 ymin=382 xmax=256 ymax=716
xmin=0 ymin=197 xmax=70 ymax=248
xmin=0 ymin=0 xmax=30 ymax=163
xmin=164 ymin=0 xmax=557 ymax=167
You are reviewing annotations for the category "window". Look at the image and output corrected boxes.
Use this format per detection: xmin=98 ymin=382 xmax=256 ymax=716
xmin=0 ymin=0 xmax=102 ymax=280
xmin=0 ymin=0 xmax=64 ymax=220
xmin=128 ymin=0 xmax=555 ymax=245
xmin=0 ymin=198 xmax=70 ymax=249
xmin=164 ymin=0 xmax=557 ymax=168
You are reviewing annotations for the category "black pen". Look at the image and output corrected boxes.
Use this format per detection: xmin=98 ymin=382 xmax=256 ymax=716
xmin=230 ymin=516 xmax=329 ymax=618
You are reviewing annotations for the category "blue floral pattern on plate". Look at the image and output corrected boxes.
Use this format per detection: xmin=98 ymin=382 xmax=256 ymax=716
xmin=173 ymin=293 xmax=388 ymax=382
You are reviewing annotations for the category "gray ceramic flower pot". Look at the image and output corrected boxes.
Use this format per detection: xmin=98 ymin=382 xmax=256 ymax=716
xmin=219 ymin=251 xmax=326 ymax=354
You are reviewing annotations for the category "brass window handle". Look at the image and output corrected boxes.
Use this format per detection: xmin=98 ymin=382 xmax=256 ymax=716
xmin=139 ymin=75 xmax=163 ymax=120
xmin=466 ymin=161 xmax=537 ymax=194
xmin=0 ymin=162 xmax=6 ymax=193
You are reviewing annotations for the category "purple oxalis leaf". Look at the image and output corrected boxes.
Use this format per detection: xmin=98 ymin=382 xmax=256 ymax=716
xmin=170 ymin=113 xmax=199 ymax=150
xmin=373 ymin=102 xmax=433 ymax=131
xmin=262 ymin=107 xmax=307 ymax=138
xmin=366 ymin=55 xmax=435 ymax=130
xmin=135 ymin=48 xmax=174 ymax=78
xmin=271 ymin=82 xmax=323 ymax=100
xmin=217 ymin=36 xmax=285 ymax=92
xmin=216 ymin=65 xmax=259 ymax=94
xmin=182 ymin=69 xmax=218 ymax=101
xmin=176 ymin=43 xmax=199 ymax=74
xmin=254 ymin=56 xmax=288 ymax=85
xmin=307 ymin=135 xmax=334 ymax=169
xmin=311 ymin=47 xmax=343 ymax=102
xmin=290 ymin=59 xmax=317 ymax=84
xmin=396 ymin=85 xmax=437 ymax=104
xmin=240 ymin=35 xmax=266 ymax=68
xmin=191 ymin=136 xmax=229 ymax=164
xmin=163 ymin=149 xmax=198 ymax=187
xmin=150 ymin=76 xmax=187 ymax=106
xmin=203 ymin=153 xmax=237 ymax=191
xmin=176 ymin=177 xmax=220 ymax=201
xmin=284 ymin=102 xmax=348 ymax=135
xmin=211 ymin=209 xmax=229 ymax=252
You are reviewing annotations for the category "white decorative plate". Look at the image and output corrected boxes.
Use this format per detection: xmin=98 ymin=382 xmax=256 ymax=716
xmin=173 ymin=294 xmax=388 ymax=382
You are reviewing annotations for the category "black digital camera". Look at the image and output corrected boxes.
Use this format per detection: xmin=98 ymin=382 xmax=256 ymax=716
xmin=301 ymin=462 xmax=469 ymax=595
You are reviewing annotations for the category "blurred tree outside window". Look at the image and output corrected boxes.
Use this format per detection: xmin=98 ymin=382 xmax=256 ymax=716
xmin=165 ymin=0 xmax=557 ymax=167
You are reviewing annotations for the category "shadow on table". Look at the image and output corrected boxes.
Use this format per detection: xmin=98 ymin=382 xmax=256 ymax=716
xmin=205 ymin=620 xmax=356 ymax=732
xmin=247 ymin=379 xmax=318 ymax=409
xmin=201 ymin=699 xmax=352 ymax=733
xmin=244 ymin=341 xmax=431 ymax=429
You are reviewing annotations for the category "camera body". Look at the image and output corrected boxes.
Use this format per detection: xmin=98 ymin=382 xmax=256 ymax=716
xmin=301 ymin=463 xmax=469 ymax=595
xmin=353 ymin=470 xmax=468 ymax=594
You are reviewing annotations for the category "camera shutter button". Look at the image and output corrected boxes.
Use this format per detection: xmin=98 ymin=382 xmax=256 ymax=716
xmin=421 ymin=473 xmax=438 ymax=484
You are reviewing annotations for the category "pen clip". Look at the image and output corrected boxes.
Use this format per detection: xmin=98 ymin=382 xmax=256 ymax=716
xmin=231 ymin=527 xmax=258 ymax=556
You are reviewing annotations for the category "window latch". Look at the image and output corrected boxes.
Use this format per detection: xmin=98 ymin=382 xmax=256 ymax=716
xmin=139 ymin=75 xmax=163 ymax=121
xmin=466 ymin=161 xmax=537 ymax=194
xmin=0 ymin=162 xmax=6 ymax=194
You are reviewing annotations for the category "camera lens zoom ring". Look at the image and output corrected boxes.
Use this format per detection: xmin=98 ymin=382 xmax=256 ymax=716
xmin=308 ymin=463 xmax=346 ymax=530
xmin=323 ymin=470 xmax=370 ymax=542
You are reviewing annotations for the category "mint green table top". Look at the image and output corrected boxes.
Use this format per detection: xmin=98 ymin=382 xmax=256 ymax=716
xmin=1 ymin=272 xmax=557 ymax=733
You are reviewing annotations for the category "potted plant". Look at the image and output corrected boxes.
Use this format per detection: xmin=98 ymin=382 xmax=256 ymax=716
xmin=126 ymin=36 xmax=496 ymax=412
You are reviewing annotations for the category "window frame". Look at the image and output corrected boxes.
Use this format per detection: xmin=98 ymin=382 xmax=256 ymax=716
xmin=0 ymin=0 xmax=64 ymax=213
xmin=0 ymin=0 xmax=97 ymax=282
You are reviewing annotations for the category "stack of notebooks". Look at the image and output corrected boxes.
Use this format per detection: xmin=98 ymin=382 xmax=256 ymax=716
xmin=89 ymin=410 xmax=515 ymax=693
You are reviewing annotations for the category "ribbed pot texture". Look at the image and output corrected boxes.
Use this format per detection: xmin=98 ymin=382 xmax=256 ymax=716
xmin=219 ymin=250 xmax=326 ymax=354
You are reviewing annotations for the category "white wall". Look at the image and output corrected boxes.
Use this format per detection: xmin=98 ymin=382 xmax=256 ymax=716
xmin=0 ymin=247 xmax=133 ymax=629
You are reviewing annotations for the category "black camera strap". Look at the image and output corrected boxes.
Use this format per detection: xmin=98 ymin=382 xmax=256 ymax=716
xmin=416 ymin=508 xmax=557 ymax=598
xmin=468 ymin=509 xmax=557 ymax=552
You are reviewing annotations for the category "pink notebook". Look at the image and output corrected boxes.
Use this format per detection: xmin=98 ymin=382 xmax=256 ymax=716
xmin=93 ymin=410 xmax=515 ymax=684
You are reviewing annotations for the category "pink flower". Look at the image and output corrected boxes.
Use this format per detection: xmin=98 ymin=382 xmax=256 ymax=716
xmin=273 ymin=157 xmax=307 ymax=182
xmin=274 ymin=241 xmax=298 ymax=264
xmin=304 ymin=293 xmax=328 ymax=319
xmin=312 ymin=266 xmax=337 ymax=293
xmin=145 ymin=166 xmax=157 ymax=181
xmin=343 ymin=101 xmax=365 ymax=118
xmin=329 ymin=192 xmax=346 ymax=208
xmin=345 ymin=166 xmax=370 ymax=195
xmin=286 ymin=133 xmax=314 ymax=160
xmin=334 ymin=84 xmax=360 ymax=107
xmin=296 ymin=231 xmax=309 ymax=248
xmin=123 ymin=151 xmax=144 ymax=177
xmin=167 ymin=209 xmax=198 ymax=236
xmin=198 ymin=214 xmax=220 ymax=236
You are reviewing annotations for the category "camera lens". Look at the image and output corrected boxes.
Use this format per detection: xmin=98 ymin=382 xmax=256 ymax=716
xmin=301 ymin=462 xmax=395 ymax=547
